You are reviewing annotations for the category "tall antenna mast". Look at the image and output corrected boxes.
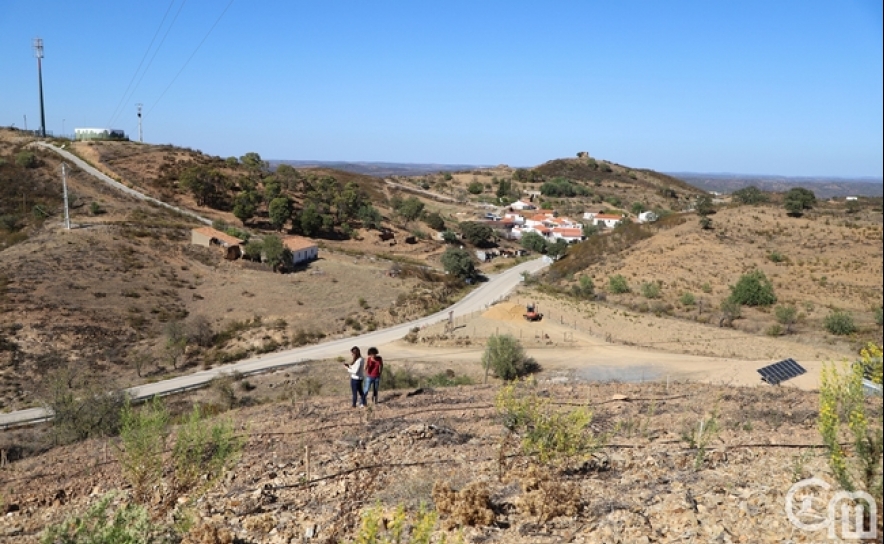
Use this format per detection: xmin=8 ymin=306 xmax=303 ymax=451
xmin=33 ymin=38 xmax=46 ymax=138
xmin=136 ymin=103 xmax=143 ymax=142
xmin=61 ymin=163 xmax=71 ymax=230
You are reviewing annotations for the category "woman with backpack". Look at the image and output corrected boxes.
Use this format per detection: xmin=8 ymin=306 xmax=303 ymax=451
xmin=363 ymin=347 xmax=383 ymax=405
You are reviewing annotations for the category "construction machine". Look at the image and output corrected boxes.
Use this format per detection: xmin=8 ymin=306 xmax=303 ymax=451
xmin=524 ymin=302 xmax=543 ymax=322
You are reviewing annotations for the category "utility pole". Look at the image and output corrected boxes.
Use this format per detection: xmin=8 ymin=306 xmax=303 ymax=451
xmin=33 ymin=38 xmax=46 ymax=137
xmin=23 ymin=115 xmax=27 ymax=131
xmin=136 ymin=103 xmax=143 ymax=142
xmin=61 ymin=163 xmax=71 ymax=230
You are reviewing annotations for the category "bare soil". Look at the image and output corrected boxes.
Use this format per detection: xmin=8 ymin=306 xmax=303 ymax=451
xmin=3 ymin=374 xmax=880 ymax=543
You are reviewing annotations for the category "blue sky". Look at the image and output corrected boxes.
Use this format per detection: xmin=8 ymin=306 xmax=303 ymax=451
xmin=1 ymin=1 xmax=882 ymax=178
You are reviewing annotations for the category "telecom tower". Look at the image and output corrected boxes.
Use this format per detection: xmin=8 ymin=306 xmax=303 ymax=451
xmin=33 ymin=38 xmax=46 ymax=137
xmin=136 ymin=103 xmax=143 ymax=142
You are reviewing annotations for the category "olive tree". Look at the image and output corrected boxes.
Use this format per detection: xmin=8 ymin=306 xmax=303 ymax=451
xmin=460 ymin=221 xmax=494 ymax=246
xmin=440 ymin=247 xmax=476 ymax=280
xmin=520 ymin=231 xmax=547 ymax=253
xmin=784 ymin=187 xmax=816 ymax=216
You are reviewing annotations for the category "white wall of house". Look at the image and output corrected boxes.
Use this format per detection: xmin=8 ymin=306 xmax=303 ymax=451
xmin=510 ymin=200 xmax=536 ymax=211
xmin=593 ymin=216 xmax=623 ymax=228
xmin=504 ymin=213 xmax=525 ymax=225
xmin=291 ymin=246 xmax=318 ymax=264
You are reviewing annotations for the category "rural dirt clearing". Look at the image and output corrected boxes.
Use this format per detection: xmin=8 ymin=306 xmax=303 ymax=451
xmin=301 ymin=298 xmax=847 ymax=402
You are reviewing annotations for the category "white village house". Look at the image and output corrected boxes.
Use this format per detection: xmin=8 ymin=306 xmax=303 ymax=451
xmin=283 ymin=236 xmax=319 ymax=265
xmin=509 ymin=199 xmax=537 ymax=211
xmin=592 ymin=213 xmax=625 ymax=228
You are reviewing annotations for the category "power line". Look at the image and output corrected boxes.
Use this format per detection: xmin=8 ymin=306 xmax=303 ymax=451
xmin=108 ymin=0 xmax=189 ymax=128
xmin=146 ymin=0 xmax=236 ymax=118
xmin=105 ymin=0 xmax=177 ymax=128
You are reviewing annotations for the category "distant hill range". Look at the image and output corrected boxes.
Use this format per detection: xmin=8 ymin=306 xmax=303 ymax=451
xmin=269 ymin=160 xmax=491 ymax=178
xmin=269 ymin=159 xmax=882 ymax=199
xmin=670 ymin=172 xmax=883 ymax=199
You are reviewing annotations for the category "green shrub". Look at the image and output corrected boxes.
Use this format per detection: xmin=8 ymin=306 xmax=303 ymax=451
xmin=424 ymin=212 xmax=445 ymax=231
xmin=819 ymin=345 xmax=883 ymax=504
xmin=766 ymin=324 xmax=783 ymax=337
xmin=496 ymin=380 xmax=601 ymax=466
xmin=640 ymin=281 xmax=661 ymax=299
xmin=0 ymin=214 xmax=23 ymax=232
xmin=426 ymin=370 xmax=474 ymax=387
xmin=679 ymin=292 xmax=696 ymax=306
xmin=732 ymin=186 xmax=768 ymax=205
xmin=44 ymin=368 xmax=126 ymax=445
xmin=40 ymin=493 xmax=169 ymax=544
xmin=608 ymin=274 xmax=630 ymax=294
xmin=824 ymin=310 xmax=856 ymax=335
xmin=118 ymin=398 xmax=169 ymax=504
xmin=172 ymin=406 xmax=242 ymax=497
xmin=481 ymin=334 xmax=539 ymax=381
xmin=117 ymin=398 xmax=242 ymax=512
xmin=774 ymin=304 xmax=798 ymax=334
xmin=767 ymin=251 xmax=785 ymax=263
xmin=571 ymin=275 xmax=594 ymax=300
xmin=383 ymin=364 xmax=422 ymax=389
xmin=15 ymin=150 xmax=38 ymax=168
xmin=719 ymin=299 xmax=742 ymax=327
xmin=348 ymin=503 xmax=450 ymax=544
xmin=728 ymin=270 xmax=776 ymax=307
xmin=875 ymin=306 xmax=883 ymax=327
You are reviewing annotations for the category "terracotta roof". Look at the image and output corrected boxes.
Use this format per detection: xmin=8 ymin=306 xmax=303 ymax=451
xmin=283 ymin=236 xmax=318 ymax=252
xmin=553 ymin=227 xmax=583 ymax=237
xmin=192 ymin=226 xmax=243 ymax=246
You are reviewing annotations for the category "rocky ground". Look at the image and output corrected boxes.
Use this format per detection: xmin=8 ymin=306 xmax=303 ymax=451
xmin=3 ymin=374 xmax=878 ymax=543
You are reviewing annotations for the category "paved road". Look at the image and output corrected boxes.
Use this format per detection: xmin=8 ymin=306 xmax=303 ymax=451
xmin=0 ymin=258 xmax=548 ymax=428
xmin=33 ymin=142 xmax=212 ymax=225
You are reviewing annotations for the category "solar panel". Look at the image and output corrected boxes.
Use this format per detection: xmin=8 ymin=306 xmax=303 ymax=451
xmin=757 ymin=358 xmax=806 ymax=385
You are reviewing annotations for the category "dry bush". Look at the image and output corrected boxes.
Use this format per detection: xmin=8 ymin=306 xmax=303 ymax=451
xmin=512 ymin=464 xmax=582 ymax=522
xmin=432 ymin=480 xmax=495 ymax=529
xmin=293 ymin=376 xmax=323 ymax=398
xmin=181 ymin=522 xmax=234 ymax=544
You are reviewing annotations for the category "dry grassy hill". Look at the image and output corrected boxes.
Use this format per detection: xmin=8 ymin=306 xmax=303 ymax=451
xmin=543 ymin=202 xmax=883 ymax=352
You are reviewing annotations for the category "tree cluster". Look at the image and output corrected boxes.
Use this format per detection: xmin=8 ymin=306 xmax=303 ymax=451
xmin=540 ymin=177 xmax=590 ymax=198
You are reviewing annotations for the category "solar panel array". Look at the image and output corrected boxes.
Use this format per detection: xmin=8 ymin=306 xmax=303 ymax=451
xmin=757 ymin=358 xmax=806 ymax=385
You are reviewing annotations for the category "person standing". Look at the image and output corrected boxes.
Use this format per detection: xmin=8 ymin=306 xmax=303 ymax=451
xmin=344 ymin=346 xmax=367 ymax=408
xmin=363 ymin=347 xmax=383 ymax=404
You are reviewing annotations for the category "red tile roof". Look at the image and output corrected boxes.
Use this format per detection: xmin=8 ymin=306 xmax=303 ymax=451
xmin=553 ymin=227 xmax=583 ymax=237
xmin=192 ymin=226 xmax=243 ymax=246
